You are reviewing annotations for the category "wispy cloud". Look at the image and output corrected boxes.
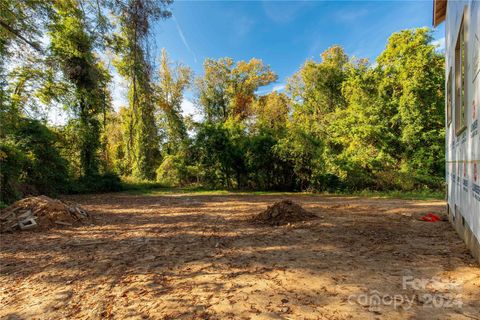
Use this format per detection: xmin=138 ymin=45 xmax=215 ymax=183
xmin=173 ymin=15 xmax=198 ymax=63
xmin=431 ymin=37 xmax=445 ymax=53
xmin=335 ymin=8 xmax=369 ymax=23
xmin=262 ymin=1 xmax=309 ymax=24
xmin=256 ymin=83 xmax=286 ymax=95
xmin=234 ymin=15 xmax=255 ymax=37
xmin=272 ymin=84 xmax=286 ymax=92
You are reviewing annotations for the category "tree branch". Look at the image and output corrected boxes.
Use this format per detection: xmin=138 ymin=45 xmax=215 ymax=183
xmin=0 ymin=19 xmax=41 ymax=52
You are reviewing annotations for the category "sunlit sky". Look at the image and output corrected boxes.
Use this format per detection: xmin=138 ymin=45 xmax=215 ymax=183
xmin=57 ymin=0 xmax=446 ymax=123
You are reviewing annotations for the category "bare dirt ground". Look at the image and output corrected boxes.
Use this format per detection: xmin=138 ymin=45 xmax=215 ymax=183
xmin=1 ymin=193 xmax=479 ymax=320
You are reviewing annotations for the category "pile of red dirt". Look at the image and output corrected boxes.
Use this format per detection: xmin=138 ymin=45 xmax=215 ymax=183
xmin=0 ymin=196 xmax=92 ymax=232
xmin=251 ymin=200 xmax=317 ymax=226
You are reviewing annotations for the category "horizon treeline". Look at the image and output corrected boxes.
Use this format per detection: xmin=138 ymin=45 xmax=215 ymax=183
xmin=0 ymin=0 xmax=445 ymax=203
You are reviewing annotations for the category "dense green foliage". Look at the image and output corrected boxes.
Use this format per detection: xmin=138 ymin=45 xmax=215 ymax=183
xmin=0 ymin=118 xmax=69 ymax=203
xmin=0 ymin=0 xmax=445 ymax=203
xmin=111 ymin=0 xmax=172 ymax=180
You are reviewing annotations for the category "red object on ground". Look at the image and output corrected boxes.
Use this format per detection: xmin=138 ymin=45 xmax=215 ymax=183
xmin=420 ymin=213 xmax=441 ymax=222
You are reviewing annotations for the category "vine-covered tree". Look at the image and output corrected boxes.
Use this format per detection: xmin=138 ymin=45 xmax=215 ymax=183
xmin=48 ymin=0 xmax=110 ymax=178
xmin=155 ymin=48 xmax=191 ymax=155
xmin=111 ymin=0 xmax=172 ymax=179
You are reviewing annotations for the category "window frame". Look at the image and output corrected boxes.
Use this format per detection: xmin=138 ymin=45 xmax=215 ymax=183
xmin=454 ymin=11 xmax=467 ymax=136
xmin=447 ymin=67 xmax=452 ymax=126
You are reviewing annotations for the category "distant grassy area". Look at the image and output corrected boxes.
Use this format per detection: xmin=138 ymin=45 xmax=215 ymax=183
xmin=121 ymin=178 xmax=168 ymax=193
xmin=121 ymin=179 xmax=445 ymax=200
xmin=346 ymin=189 xmax=444 ymax=201
xmin=122 ymin=181 xmax=296 ymax=196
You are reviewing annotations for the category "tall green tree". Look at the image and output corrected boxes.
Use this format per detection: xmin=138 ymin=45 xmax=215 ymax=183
xmin=248 ymin=92 xmax=294 ymax=190
xmin=196 ymin=58 xmax=234 ymax=123
xmin=194 ymin=57 xmax=277 ymax=188
xmin=0 ymin=0 xmax=53 ymax=134
xmin=276 ymin=46 xmax=348 ymax=189
xmin=376 ymin=28 xmax=445 ymax=177
xmin=155 ymin=48 xmax=191 ymax=155
xmin=327 ymin=58 xmax=391 ymax=188
xmin=112 ymin=0 xmax=172 ymax=180
xmin=196 ymin=57 xmax=277 ymax=123
xmin=49 ymin=0 xmax=109 ymax=178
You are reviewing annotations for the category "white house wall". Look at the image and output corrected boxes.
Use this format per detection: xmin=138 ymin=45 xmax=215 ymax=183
xmin=445 ymin=0 xmax=480 ymax=243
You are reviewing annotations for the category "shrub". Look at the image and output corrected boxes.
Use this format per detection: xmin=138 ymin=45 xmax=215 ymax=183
xmin=70 ymin=172 xmax=123 ymax=194
xmin=156 ymin=154 xmax=201 ymax=187
xmin=374 ymin=171 xmax=444 ymax=191
xmin=0 ymin=141 xmax=27 ymax=203
xmin=14 ymin=118 xmax=70 ymax=195
xmin=156 ymin=155 xmax=183 ymax=187
xmin=0 ymin=118 xmax=70 ymax=203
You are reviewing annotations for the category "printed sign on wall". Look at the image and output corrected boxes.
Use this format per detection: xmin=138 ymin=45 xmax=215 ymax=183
xmin=474 ymin=162 xmax=480 ymax=202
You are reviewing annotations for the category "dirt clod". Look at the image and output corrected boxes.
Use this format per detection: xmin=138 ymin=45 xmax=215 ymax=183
xmin=0 ymin=195 xmax=91 ymax=232
xmin=251 ymin=199 xmax=317 ymax=226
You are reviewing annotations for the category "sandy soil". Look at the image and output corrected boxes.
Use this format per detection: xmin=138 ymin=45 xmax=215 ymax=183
xmin=1 ymin=193 xmax=479 ymax=320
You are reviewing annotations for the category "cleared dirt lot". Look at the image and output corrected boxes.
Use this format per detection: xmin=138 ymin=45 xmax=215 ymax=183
xmin=1 ymin=193 xmax=479 ymax=319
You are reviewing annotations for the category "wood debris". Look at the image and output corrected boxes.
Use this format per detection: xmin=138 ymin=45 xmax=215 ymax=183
xmin=0 ymin=195 xmax=91 ymax=232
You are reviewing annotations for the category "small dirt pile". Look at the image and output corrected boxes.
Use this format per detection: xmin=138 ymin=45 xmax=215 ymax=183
xmin=251 ymin=200 xmax=316 ymax=226
xmin=0 ymin=196 xmax=91 ymax=232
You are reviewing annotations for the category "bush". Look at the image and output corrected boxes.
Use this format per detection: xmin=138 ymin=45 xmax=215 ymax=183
xmin=70 ymin=172 xmax=123 ymax=194
xmin=155 ymin=154 xmax=201 ymax=187
xmin=374 ymin=171 xmax=444 ymax=191
xmin=15 ymin=118 xmax=70 ymax=195
xmin=121 ymin=176 xmax=167 ymax=192
xmin=0 ymin=118 xmax=70 ymax=203
xmin=90 ymin=172 xmax=123 ymax=192
xmin=317 ymin=173 xmax=344 ymax=192
xmin=0 ymin=141 xmax=27 ymax=203
xmin=156 ymin=155 xmax=183 ymax=187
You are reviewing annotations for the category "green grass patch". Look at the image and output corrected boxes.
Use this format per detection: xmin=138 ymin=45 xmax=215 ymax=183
xmin=123 ymin=185 xmax=297 ymax=196
xmin=345 ymin=189 xmax=445 ymax=200
xmin=120 ymin=180 xmax=444 ymax=200
xmin=121 ymin=177 xmax=169 ymax=194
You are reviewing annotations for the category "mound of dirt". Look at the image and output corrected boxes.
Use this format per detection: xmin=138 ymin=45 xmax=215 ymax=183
xmin=251 ymin=200 xmax=317 ymax=226
xmin=0 ymin=196 xmax=91 ymax=232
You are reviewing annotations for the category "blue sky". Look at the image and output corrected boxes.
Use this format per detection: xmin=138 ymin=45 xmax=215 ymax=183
xmin=109 ymin=0 xmax=445 ymax=119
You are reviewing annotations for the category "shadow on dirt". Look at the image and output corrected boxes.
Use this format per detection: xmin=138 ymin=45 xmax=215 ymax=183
xmin=1 ymin=193 xmax=478 ymax=319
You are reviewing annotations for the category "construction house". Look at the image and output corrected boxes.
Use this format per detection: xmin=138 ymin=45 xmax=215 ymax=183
xmin=434 ymin=0 xmax=480 ymax=263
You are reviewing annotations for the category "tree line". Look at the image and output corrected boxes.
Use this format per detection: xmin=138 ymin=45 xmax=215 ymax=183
xmin=0 ymin=0 xmax=445 ymax=204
